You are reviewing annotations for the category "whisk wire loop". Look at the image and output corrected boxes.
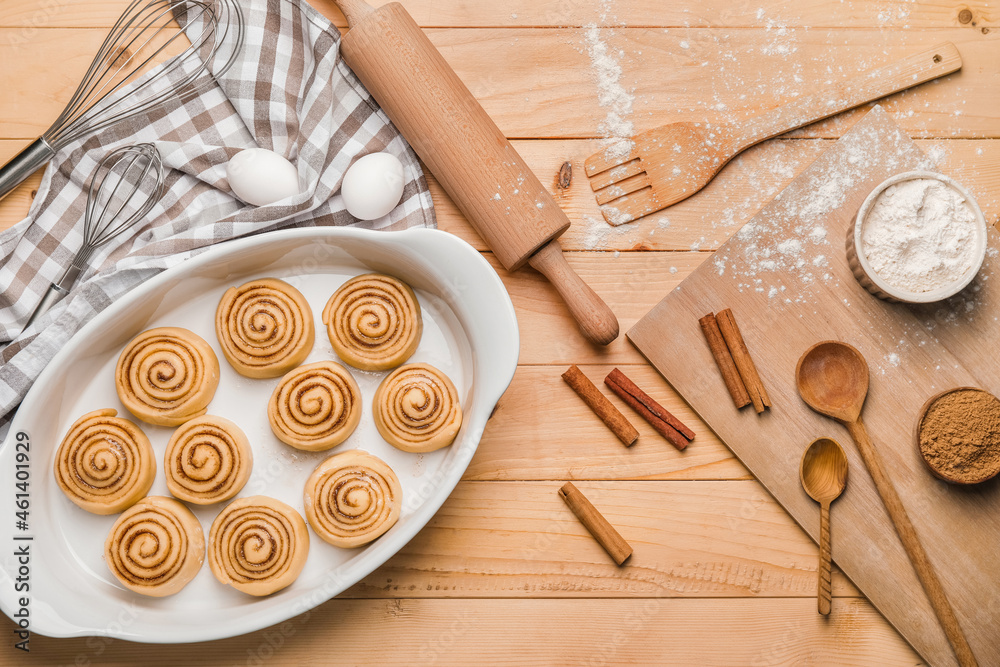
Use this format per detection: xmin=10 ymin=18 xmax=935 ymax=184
xmin=44 ymin=0 xmax=244 ymax=149
xmin=63 ymin=3 xmax=201 ymax=129
xmin=21 ymin=143 xmax=165 ymax=331
xmin=88 ymin=147 xmax=163 ymax=249
xmin=0 ymin=0 xmax=243 ymax=203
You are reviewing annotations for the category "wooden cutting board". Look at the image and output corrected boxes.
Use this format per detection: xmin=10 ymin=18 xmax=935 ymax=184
xmin=629 ymin=106 xmax=1000 ymax=667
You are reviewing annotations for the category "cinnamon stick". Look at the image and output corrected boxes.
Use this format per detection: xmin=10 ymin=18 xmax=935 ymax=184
xmin=699 ymin=313 xmax=751 ymax=409
xmin=604 ymin=368 xmax=694 ymax=451
xmin=715 ymin=308 xmax=771 ymax=414
xmin=562 ymin=365 xmax=639 ymax=447
xmin=558 ymin=482 xmax=633 ymax=566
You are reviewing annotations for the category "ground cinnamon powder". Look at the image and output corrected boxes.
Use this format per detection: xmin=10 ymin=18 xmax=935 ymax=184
xmin=918 ymin=388 xmax=1000 ymax=484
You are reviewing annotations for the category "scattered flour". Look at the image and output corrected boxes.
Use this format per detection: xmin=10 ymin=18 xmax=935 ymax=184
xmin=580 ymin=214 xmax=641 ymax=249
xmin=567 ymin=5 xmax=984 ymax=265
xmin=808 ymin=226 xmax=828 ymax=244
xmin=583 ymin=6 xmax=635 ymax=162
xmin=714 ymin=107 xmax=935 ymax=303
xmin=760 ymin=18 xmax=796 ymax=57
xmin=777 ymin=239 xmax=803 ymax=255
xmin=861 ymin=178 xmax=979 ymax=293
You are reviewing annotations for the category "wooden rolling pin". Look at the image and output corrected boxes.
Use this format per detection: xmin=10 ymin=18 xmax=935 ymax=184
xmin=320 ymin=0 xmax=619 ymax=345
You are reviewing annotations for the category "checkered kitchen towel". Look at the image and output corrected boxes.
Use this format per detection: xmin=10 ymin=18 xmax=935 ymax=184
xmin=0 ymin=0 xmax=436 ymax=430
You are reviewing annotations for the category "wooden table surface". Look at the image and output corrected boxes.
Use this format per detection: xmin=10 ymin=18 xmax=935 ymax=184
xmin=2 ymin=1 xmax=997 ymax=664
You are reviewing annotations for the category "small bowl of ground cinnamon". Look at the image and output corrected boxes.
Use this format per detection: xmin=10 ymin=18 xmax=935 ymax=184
xmin=916 ymin=387 xmax=1000 ymax=485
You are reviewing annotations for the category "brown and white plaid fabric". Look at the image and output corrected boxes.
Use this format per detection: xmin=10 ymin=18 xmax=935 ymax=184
xmin=0 ymin=0 xmax=436 ymax=430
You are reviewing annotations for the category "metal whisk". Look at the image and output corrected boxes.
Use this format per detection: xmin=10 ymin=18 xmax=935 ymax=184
xmin=22 ymin=144 xmax=165 ymax=331
xmin=0 ymin=0 xmax=244 ymax=201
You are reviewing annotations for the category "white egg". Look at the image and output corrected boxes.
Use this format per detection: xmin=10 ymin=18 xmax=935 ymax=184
xmin=226 ymin=148 xmax=300 ymax=206
xmin=341 ymin=152 xmax=405 ymax=220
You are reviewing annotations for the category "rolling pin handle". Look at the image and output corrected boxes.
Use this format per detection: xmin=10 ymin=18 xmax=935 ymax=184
xmin=332 ymin=0 xmax=374 ymax=26
xmin=528 ymin=240 xmax=619 ymax=346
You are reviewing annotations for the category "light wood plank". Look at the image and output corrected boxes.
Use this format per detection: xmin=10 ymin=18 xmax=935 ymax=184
xmin=426 ymin=27 xmax=997 ymax=139
xmin=347 ymin=480 xmax=860 ymax=598
xmin=2 ymin=598 xmax=922 ymax=665
xmin=491 ymin=251 xmax=707 ymax=365
xmin=0 ymin=0 xmax=995 ymax=29
xmin=430 ymin=137 xmax=824 ymax=253
xmin=0 ymin=28 xmax=996 ymax=141
xmin=4 ymin=138 xmax=996 ymax=251
xmin=437 ymin=137 xmax=1000 ymax=252
xmin=468 ymin=364 xmax=749 ymax=480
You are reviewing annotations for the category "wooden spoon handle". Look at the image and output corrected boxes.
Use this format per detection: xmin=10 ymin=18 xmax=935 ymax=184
xmin=739 ymin=42 xmax=962 ymax=148
xmin=846 ymin=419 xmax=978 ymax=667
xmin=818 ymin=501 xmax=832 ymax=616
xmin=528 ymin=240 xmax=619 ymax=346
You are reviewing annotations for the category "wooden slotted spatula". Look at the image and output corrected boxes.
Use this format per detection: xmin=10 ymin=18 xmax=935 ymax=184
xmin=585 ymin=42 xmax=962 ymax=225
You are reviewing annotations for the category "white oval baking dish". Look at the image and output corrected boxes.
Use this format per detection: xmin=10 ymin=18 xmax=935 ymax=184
xmin=0 ymin=226 xmax=519 ymax=643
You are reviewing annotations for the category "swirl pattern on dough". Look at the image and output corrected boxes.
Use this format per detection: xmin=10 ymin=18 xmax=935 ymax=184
xmin=374 ymin=363 xmax=463 ymax=453
xmin=53 ymin=408 xmax=156 ymax=515
xmin=304 ymin=450 xmax=402 ymax=548
xmin=105 ymin=496 xmax=205 ymax=597
xmin=322 ymin=273 xmax=422 ymax=371
xmin=268 ymin=361 xmax=361 ymax=451
xmin=215 ymin=278 xmax=315 ymax=378
xmin=208 ymin=496 xmax=309 ymax=596
xmin=165 ymin=415 xmax=253 ymax=505
xmin=115 ymin=327 xmax=220 ymax=427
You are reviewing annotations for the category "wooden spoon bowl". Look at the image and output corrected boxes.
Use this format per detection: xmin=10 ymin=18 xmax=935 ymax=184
xmin=800 ymin=438 xmax=849 ymax=505
xmin=795 ymin=341 xmax=869 ymax=422
xmin=799 ymin=437 xmax=849 ymax=616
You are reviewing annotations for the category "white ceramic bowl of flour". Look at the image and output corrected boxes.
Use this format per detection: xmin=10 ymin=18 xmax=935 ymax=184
xmin=846 ymin=171 xmax=987 ymax=303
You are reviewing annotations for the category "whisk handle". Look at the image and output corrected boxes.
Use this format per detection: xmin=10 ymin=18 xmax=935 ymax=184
xmin=21 ymin=283 xmax=69 ymax=333
xmin=20 ymin=262 xmax=83 ymax=334
xmin=0 ymin=138 xmax=56 ymax=202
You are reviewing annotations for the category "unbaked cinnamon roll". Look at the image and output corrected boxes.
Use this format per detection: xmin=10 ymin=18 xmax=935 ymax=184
xmin=208 ymin=496 xmax=309 ymax=596
xmin=304 ymin=450 xmax=402 ymax=548
xmin=115 ymin=327 xmax=220 ymax=426
xmin=215 ymin=278 xmax=314 ymax=378
xmin=322 ymin=273 xmax=422 ymax=371
xmin=105 ymin=496 xmax=205 ymax=597
xmin=268 ymin=361 xmax=361 ymax=451
xmin=164 ymin=415 xmax=253 ymax=505
xmin=374 ymin=363 xmax=463 ymax=453
xmin=53 ymin=409 xmax=156 ymax=515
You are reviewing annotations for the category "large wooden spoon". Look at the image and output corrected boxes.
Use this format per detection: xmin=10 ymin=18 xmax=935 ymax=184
xmin=799 ymin=437 xmax=848 ymax=616
xmin=796 ymin=341 xmax=977 ymax=667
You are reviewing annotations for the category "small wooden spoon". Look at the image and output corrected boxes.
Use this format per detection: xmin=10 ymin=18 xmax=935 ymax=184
xmin=799 ymin=438 xmax=848 ymax=616
xmin=796 ymin=341 xmax=978 ymax=666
